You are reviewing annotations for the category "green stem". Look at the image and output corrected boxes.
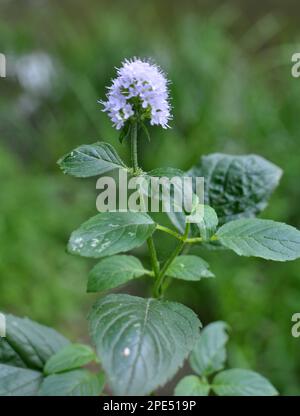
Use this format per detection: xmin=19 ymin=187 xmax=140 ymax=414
xmin=185 ymin=237 xmax=203 ymax=244
xmin=184 ymin=234 xmax=218 ymax=244
xmin=130 ymin=122 xmax=138 ymax=174
xmin=154 ymin=223 xmax=190 ymax=298
xmin=154 ymin=241 xmax=184 ymax=297
xmin=130 ymin=121 xmax=160 ymax=280
xmin=147 ymin=237 xmax=160 ymax=279
xmin=156 ymin=224 xmax=183 ymax=240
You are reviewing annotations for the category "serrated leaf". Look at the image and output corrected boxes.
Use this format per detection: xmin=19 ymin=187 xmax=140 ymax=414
xmin=195 ymin=205 xmax=218 ymax=241
xmin=0 ymin=314 xmax=69 ymax=370
xmin=157 ymin=192 xmax=201 ymax=240
xmin=167 ymin=255 xmax=214 ymax=281
xmin=174 ymin=375 xmax=210 ymax=396
xmin=87 ymin=255 xmax=150 ymax=292
xmin=188 ymin=153 xmax=282 ymax=224
xmin=58 ymin=142 xmax=127 ymax=178
xmin=88 ymin=294 xmax=201 ymax=395
xmin=44 ymin=344 xmax=96 ymax=375
xmin=190 ymin=321 xmax=229 ymax=376
xmin=212 ymin=369 xmax=278 ymax=396
xmin=39 ymin=369 xmax=104 ymax=396
xmin=167 ymin=212 xmax=203 ymax=241
xmin=217 ymin=218 xmax=300 ymax=261
xmin=68 ymin=212 xmax=156 ymax=258
xmin=166 ymin=206 xmax=220 ymax=245
xmin=0 ymin=338 xmax=25 ymax=368
xmin=0 ymin=364 xmax=43 ymax=396
xmin=156 ymin=175 xmax=209 ymax=240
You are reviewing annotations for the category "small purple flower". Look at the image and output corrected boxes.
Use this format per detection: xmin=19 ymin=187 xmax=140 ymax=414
xmin=100 ymin=58 xmax=171 ymax=130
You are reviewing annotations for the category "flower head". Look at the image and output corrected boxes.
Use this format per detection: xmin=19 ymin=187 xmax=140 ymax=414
xmin=100 ymin=58 xmax=171 ymax=130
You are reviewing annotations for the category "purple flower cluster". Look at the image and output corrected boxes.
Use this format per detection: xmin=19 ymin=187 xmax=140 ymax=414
xmin=101 ymin=58 xmax=171 ymax=130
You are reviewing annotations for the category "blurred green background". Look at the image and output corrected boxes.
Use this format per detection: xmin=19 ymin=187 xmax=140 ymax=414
xmin=1 ymin=0 xmax=300 ymax=395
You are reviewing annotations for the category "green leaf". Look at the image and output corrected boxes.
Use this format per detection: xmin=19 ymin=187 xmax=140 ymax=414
xmin=188 ymin=153 xmax=282 ymax=224
xmin=141 ymin=122 xmax=151 ymax=142
xmin=147 ymin=167 xmax=185 ymax=178
xmin=0 ymin=314 xmax=70 ymax=370
xmin=216 ymin=218 xmax=300 ymax=261
xmin=57 ymin=142 xmax=127 ymax=178
xmin=0 ymin=338 xmax=25 ymax=369
xmin=0 ymin=364 xmax=43 ymax=396
xmin=88 ymin=294 xmax=201 ymax=395
xmin=68 ymin=212 xmax=156 ymax=258
xmin=167 ymin=211 xmax=185 ymax=234
xmin=174 ymin=375 xmax=210 ymax=396
xmin=167 ymin=209 xmax=201 ymax=237
xmin=190 ymin=321 xmax=229 ymax=376
xmin=119 ymin=122 xmax=131 ymax=144
xmin=212 ymin=369 xmax=278 ymax=396
xmin=167 ymin=255 xmax=214 ymax=281
xmin=44 ymin=344 xmax=96 ymax=375
xmin=196 ymin=205 xmax=218 ymax=241
xmin=144 ymin=168 xmax=192 ymax=213
xmin=87 ymin=255 xmax=150 ymax=292
xmin=39 ymin=369 xmax=105 ymax=396
xmin=147 ymin=168 xmax=201 ymax=237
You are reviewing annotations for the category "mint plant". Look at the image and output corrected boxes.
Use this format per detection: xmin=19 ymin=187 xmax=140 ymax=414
xmin=0 ymin=314 xmax=105 ymax=396
xmin=1 ymin=58 xmax=300 ymax=396
xmin=174 ymin=322 xmax=278 ymax=396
